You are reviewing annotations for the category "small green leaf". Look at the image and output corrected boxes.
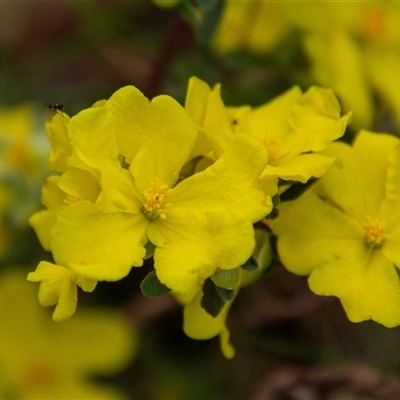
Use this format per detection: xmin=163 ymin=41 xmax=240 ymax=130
xmin=144 ymin=242 xmax=156 ymax=259
xmin=201 ymin=278 xmax=226 ymax=318
xmin=177 ymin=0 xmax=200 ymax=24
xmin=265 ymin=208 xmax=279 ymax=220
xmin=272 ymin=194 xmax=280 ymax=208
xmin=196 ymin=0 xmax=217 ymax=10
xmin=215 ymin=286 xmax=235 ymax=301
xmin=140 ymin=271 xmax=171 ymax=297
xmin=241 ymin=255 xmax=259 ymax=271
xmin=280 ymin=178 xmax=317 ymax=202
xmin=196 ymin=0 xmax=224 ymax=45
xmin=210 ymin=268 xmax=241 ymax=289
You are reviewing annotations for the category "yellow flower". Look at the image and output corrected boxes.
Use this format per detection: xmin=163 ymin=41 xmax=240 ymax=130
xmin=0 ymin=269 xmax=137 ymax=399
xmin=186 ymin=77 xmax=351 ymax=191
xmin=303 ymin=30 xmax=373 ymax=129
xmin=282 ymin=1 xmax=400 ymax=129
xmin=185 ymin=76 xmax=232 ymax=159
xmin=0 ymin=104 xmax=48 ymax=178
xmin=234 ymin=86 xmax=351 ymax=184
xmin=45 ymin=111 xmax=71 ymax=173
xmin=269 ymin=130 xmax=400 ymax=327
xmin=0 ymin=104 xmax=50 ymax=258
xmin=212 ymin=0 xmax=290 ymax=55
xmin=30 ymin=85 xmax=272 ymax=318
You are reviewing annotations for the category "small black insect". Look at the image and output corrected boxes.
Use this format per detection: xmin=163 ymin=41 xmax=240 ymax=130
xmin=44 ymin=103 xmax=64 ymax=112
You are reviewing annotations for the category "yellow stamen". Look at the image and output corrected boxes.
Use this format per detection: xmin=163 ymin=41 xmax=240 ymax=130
xmin=142 ymin=177 xmax=172 ymax=220
xmin=362 ymin=216 xmax=387 ymax=246
xmin=4 ymin=141 xmax=30 ymax=167
xmin=24 ymin=362 xmax=52 ymax=387
xmin=361 ymin=8 xmax=386 ymax=42
xmin=263 ymin=137 xmax=280 ymax=161
xmin=62 ymin=195 xmax=80 ymax=209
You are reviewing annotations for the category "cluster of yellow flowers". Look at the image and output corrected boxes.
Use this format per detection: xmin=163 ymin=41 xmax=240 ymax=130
xmin=29 ymin=76 xmax=351 ymax=357
xmin=0 ymin=104 xmax=49 ymax=260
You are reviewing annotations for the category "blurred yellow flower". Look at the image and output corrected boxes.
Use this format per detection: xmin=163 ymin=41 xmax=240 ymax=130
xmin=212 ymin=0 xmax=290 ymax=55
xmin=0 ymin=269 xmax=137 ymax=399
xmin=0 ymin=104 xmax=50 ymax=260
xmin=212 ymin=1 xmax=400 ymax=130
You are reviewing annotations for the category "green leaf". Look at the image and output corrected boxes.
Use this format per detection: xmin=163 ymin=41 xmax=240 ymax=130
xmin=196 ymin=0 xmax=218 ymax=10
xmin=201 ymin=278 xmax=226 ymax=318
xmin=215 ymin=286 xmax=235 ymax=301
xmin=210 ymin=268 xmax=241 ymax=289
xmin=272 ymin=193 xmax=280 ymax=208
xmin=177 ymin=0 xmax=200 ymax=24
xmin=144 ymin=242 xmax=156 ymax=259
xmin=279 ymin=178 xmax=317 ymax=202
xmin=240 ymin=255 xmax=259 ymax=271
xmin=140 ymin=271 xmax=171 ymax=297
xmin=196 ymin=0 xmax=224 ymax=45
xmin=265 ymin=208 xmax=279 ymax=220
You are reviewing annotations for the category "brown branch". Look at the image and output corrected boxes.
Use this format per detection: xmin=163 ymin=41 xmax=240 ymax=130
xmin=251 ymin=363 xmax=400 ymax=400
xmin=143 ymin=14 xmax=194 ymax=98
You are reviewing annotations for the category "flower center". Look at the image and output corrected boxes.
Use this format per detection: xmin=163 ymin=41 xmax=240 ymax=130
xmin=361 ymin=8 xmax=386 ymax=42
xmin=142 ymin=177 xmax=172 ymax=220
xmin=262 ymin=137 xmax=280 ymax=161
xmin=62 ymin=195 xmax=80 ymax=209
xmin=24 ymin=361 xmax=52 ymax=388
xmin=4 ymin=141 xmax=30 ymax=168
xmin=362 ymin=216 xmax=387 ymax=246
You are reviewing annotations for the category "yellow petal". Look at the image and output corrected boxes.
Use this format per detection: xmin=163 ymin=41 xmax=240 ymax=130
xmin=105 ymin=85 xmax=198 ymax=191
xmin=170 ymin=134 xmax=272 ymax=223
xmin=212 ymin=1 xmax=289 ymax=55
xmin=183 ymin=290 xmax=235 ymax=359
xmin=185 ymin=76 xmax=212 ymax=126
xmin=1 ymin=269 xmax=135 ymax=399
xmin=246 ymin=86 xmax=302 ymax=146
xmin=29 ymin=176 xmax=66 ymax=250
xmin=45 ymin=112 xmax=71 ymax=173
xmin=27 ymin=261 xmax=96 ymax=321
xmin=68 ymin=106 xmax=142 ymax=213
xmin=56 ymin=310 xmax=137 ymax=375
xmin=269 ymin=191 xmax=363 ymax=275
xmin=68 ymin=107 xmax=118 ymax=178
xmin=58 ymin=168 xmax=100 ymax=204
xmin=51 ymin=201 xmax=148 ymax=281
xmin=309 ymin=249 xmax=400 ymax=327
xmin=288 ymin=86 xmax=350 ymax=153
xmin=353 ymin=130 xmax=399 ymax=204
xmin=148 ymin=208 xmax=255 ymax=299
xmin=380 ymin=142 xmax=400 ymax=266
xmin=317 ymin=132 xmax=399 ymax=222
xmin=203 ymin=84 xmax=235 ymax=158
xmin=304 ymin=30 xmax=373 ymax=129
xmin=366 ymin=47 xmax=400 ymax=128
xmin=261 ymin=153 xmax=336 ymax=183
